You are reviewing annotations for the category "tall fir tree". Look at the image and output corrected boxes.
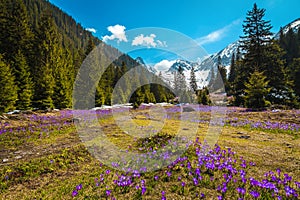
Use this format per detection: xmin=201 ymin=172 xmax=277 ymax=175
xmin=0 ymin=55 xmax=18 ymax=113
xmin=53 ymin=49 xmax=73 ymax=108
xmin=33 ymin=11 xmax=59 ymax=109
xmin=0 ymin=0 xmax=33 ymax=62
xmin=12 ymin=50 xmax=33 ymax=110
xmin=189 ymin=65 xmax=198 ymax=93
xmin=240 ymin=3 xmax=273 ymax=71
xmin=244 ymin=70 xmax=270 ymax=109
xmin=235 ymin=3 xmax=273 ymax=105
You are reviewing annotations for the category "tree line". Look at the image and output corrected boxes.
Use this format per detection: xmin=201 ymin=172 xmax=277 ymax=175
xmin=209 ymin=3 xmax=300 ymax=109
xmin=0 ymin=0 xmax=176 ymax=113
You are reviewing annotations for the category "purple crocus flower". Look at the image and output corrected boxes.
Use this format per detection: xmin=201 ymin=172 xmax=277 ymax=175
xmin=72 ymin=190 xmax=78 ymax=197
xmin=106 ymin=190 xmax=111 ymax=196
xmin=141 ymin=187 xmax=146 ymax=195
xmin=237 ymin=187 xmax=246 ymax=195
xmin=250 ymin=190 xmax=260 ymax=199
xmin=76 ymin=184 xmax=82 ymax=190
xmin=181 ymin=181 xmax=186 ymax=187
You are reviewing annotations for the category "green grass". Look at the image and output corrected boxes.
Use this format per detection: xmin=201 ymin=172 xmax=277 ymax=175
xmin=0 ymin=109 xmax=299 ymax=199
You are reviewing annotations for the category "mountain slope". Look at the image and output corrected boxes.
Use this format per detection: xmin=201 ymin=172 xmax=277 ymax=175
xmin=139 ymin=18 xmax=300 ymax=89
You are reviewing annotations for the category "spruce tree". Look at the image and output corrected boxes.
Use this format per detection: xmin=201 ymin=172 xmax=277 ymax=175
xmin=244 ymin=70 xmax=270 ymax=109
xmin=235 ymin=3 xmax=273 ymax=105
xmin=240 ymin=3 xmax=273 ymax=71
xmin=0 ymin=0 xmax=33 ymax=62
xmin=33 ymin=11 xmax=58 ymax=109
xmin=53 ymin=49 xmax=73 ymax=108
xmin=189 ymin=65 xmax=198 ymax=93
xmin=12 ymin=50 xmax=33 ymax=110
xmin=0 ymin=55 xmax=18 ymax=113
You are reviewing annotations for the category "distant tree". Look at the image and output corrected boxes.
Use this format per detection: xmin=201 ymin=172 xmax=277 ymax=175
xmin=189 ymin=65 xmax=198 ymax=93
xmin=212 ymin=56 xmax=227 ymax=92
xmin=244 ymin=70 xmax=270 ymax=109
xmin=288 ymin=58 xmax=300 ymax=102
xmin=197 ymin=87 xmax=210 ymax=105
xmin=208 ymin=67 xmax=215 ymax=90
xmin=0 ymin=55 xmax=17 ymax=113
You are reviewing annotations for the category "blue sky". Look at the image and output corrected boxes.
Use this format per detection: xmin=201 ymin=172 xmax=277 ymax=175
xmin=49 ymin=0 xmax=300 ymax=62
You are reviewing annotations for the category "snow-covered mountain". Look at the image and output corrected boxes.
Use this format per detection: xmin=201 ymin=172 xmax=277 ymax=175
xmin=136 ymin=18 xmax=300 ymax=89
xmin=135 ymin=57 xmax=157 ymax=74
xmin=274 ymin=18 xmax=300 ymax=38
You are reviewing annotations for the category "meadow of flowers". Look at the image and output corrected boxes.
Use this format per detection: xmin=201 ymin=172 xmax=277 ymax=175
xmin=0 ymin=105 xmax=299 ymax=199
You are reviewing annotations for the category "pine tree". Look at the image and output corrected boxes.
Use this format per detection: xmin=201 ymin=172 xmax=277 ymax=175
xmin=244 ymin=70 xmax=270 ymax=109
xmin=228 ymin=53 xmax=236 ymax=84
xmin=0 ymin=55 xmax=18 ymax=113
xmin=212 ymin=56 xmax=227 ymax=92
xmin=263 ymin=41 xmax=295 ymax=105
xmin=189 ymin=65 xmax=198 ymax=93
xmin=53 ymin=49 xmax=73 ymax=108
xmin=235 ymin=3 xmax=273 ymax=105
xmin=288 ymin=58 xmax=300 ymax=102
xmin=240 ymin=3 xmax=273 ymax=71
xmin=0 ymin=0 xmax=33 ymax=62
xmin=32 ymin=11 xmax=58 ymax=109
xmin=208 ymin=65 xmax=216 ymax=93
xmin=12 ymin=50 xmax=33 ymax=110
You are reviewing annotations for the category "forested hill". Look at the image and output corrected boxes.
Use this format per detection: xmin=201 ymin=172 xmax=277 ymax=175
xmin=23 ymin=0 xmax=98 ymax=51
xmin=0 ymin=0 xmax=173 ymax=113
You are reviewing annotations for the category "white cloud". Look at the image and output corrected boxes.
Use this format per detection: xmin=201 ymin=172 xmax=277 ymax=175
xmin=86 ymin=28 xmax=97 ymax=33
xmin=102 ymin=24 xmax=128 ymax=43
xmin=196 ymin=19 xmax=241 ymax=45
xmin=132 ymin=34 xmax=157 ymax=48
xmin=153 ymin=60 xmax=176 ymax=71
xmin=132 ymin=34 xmax=167 ymax=48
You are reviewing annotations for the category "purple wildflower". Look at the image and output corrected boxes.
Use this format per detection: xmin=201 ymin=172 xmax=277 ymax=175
xmin=250 ymin=190 xmax=260 ymax=199
xmin=72 ymin=190 xmax=78 ymax=197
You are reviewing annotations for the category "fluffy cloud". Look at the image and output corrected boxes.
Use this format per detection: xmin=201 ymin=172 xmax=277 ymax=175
xmin=132 ymin=34 xmax=167 ymax=48
xmin=86 ymin=28 xmax=97 ymax=33
xmin=102 ymin=24 xmax=128 ymax=43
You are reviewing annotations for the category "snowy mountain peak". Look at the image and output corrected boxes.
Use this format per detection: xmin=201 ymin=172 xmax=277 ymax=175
xmin=274 ymin=18 xmax=300 ymax=38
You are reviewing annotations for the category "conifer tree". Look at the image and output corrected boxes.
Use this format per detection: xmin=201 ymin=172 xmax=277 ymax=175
xmin=189 ymin=66 xmax=198 ymax=93
xmin=33 ymin=11 xmax=58 ymax=109
xmin=12 ymin=50 xmax=33 ymax=110
xmin=240 ymin=3 xmax=273 ymax=71
xmin=235 ymin=3 xmax=273 ymax=105
xmin=244 ymin=71 xmax=270 ymax=109
xmin=0 ymin=55 xmax=17 ymax=113
xmin=228 ymin=53 xmax=236 ymax=84
xmin=0 ymin=0 xmax=33 ymax=62
xmin=53 ymin=49 xmax=73 ymax=108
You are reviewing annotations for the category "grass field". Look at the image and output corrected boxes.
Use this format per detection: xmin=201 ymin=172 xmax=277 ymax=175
xmin=0 ymin=105 xmax=299 ymax=199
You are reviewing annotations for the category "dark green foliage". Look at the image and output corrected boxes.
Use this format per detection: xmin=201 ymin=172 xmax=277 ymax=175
xmin=12 ymin=50 xmax=33 ymax=110
xmin=0 ymin=55 xmax=18 ymax=113
xmin=244 ymin=71 xmax=270 ymax=109
xmin=240 ymin=3 xmax=273 ymax=71
xmin=234 ymin=3 xmax=273 ymax=106
xmin=32 ymin=11 xmax=59 ymax=109
xmin=197 ymin=87 xmax=210 ymax=105
xmin=189 ymin=66 xmax=197 ymax=93
xmin=233 ymin=3 xmax=300 ymax=108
